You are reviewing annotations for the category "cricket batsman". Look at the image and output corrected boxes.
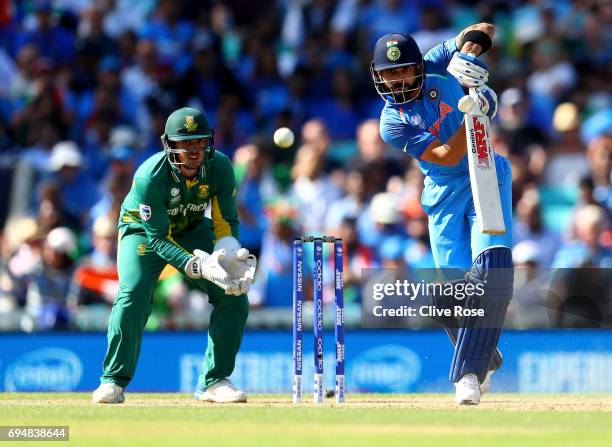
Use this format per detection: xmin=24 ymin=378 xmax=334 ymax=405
xmin=371 ymin=24 xmax=513 ymax=404
xmin=92 ymin=107 xmax=257 ymax=404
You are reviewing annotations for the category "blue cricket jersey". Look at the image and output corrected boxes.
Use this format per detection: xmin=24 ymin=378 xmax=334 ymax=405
xmin=378 ymin=37 xmax=513 ymax=269
xmin=379 ymin=37 xmax=469 ymax=179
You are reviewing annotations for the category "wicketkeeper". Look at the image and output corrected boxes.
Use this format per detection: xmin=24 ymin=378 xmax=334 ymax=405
xmin=92 ymin=107 xmax=257 ymax=404
xmin=372 ymin=24 xmax=513 ymax=404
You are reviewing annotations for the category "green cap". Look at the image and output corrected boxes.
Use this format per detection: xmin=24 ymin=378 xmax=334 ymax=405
xmin=163 ymin=107 xmax=212 ymax=141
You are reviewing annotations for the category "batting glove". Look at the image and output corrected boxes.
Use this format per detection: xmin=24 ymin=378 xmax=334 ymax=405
xmin=447 ymin=52 xmax=489 ymax=88
xmin=475 ymin=85 xmax=498 ymax=119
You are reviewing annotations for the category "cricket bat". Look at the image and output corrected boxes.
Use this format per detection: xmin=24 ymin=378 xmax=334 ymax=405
xmin=458 ymin=88 xmax=506 ymax=235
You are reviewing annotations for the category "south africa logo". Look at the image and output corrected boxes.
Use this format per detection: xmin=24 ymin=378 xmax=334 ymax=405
xmin=185 ymin=115 xmax=197 ymax=132
xmin=387 ymin=46 xmax=401 ymax=62
xmin=198 ymin=184 xmax=209 ymax=198
xmin=139 ymin=204 xmax=152 ymax=221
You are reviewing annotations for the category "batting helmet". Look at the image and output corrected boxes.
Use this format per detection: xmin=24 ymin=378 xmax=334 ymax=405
xmin=371 ymin=33 xmax=424 ymax=104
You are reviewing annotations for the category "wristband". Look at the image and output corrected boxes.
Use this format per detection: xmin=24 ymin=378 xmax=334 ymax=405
xmin=461 ymin=30 xmax=492 ymax=54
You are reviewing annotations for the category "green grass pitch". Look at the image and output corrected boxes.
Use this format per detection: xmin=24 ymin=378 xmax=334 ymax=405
xmin=1 ymin=393 xmax=612 ymax=447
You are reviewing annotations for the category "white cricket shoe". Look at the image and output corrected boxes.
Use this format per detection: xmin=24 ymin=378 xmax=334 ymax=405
xmin=454 ymin=373 xmax=481 ymax=405
xmin=480 ymin=370 xmax=494 ymax=395
xmin=197 ymin=379 xmax=247 ymax=403
xmin=92 ymin=383 xmax=125 ymax=404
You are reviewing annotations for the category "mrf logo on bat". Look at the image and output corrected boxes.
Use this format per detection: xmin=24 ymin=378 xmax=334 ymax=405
xmin=469 ymin=116 xmax=492 ymax=169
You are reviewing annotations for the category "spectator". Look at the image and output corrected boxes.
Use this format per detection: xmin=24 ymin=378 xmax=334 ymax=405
xmin=179 ymin=33 xmax=244 ymax=114
xmin=234 ymin=143 xmax=279 ymax=257
xmin=89 ymin=149 xmax=134 ymax=226
xmin=13 ymin=1 xmax=76 ymax=66
xmin=21 ymin=227 xmax=77 ymax=331
xmin=553 ymin=205 xmax=612 ymax=268
xmin=311 ymin=66 xmax=362 ymax=140
xmin=358 ymin=192 xmax=406 ymax=250
xmin=70 ymin=216 xmax=118 ymax=307
xmin=543 ymin=103 xmax=590 ymax=186
xmin=37 ymin=182 xmax=67 ymax=232
xmin=289 ymin=143 xmax=341 ymax=234
xmin=43 ymin=141 xmax=99 ymax=226
xmin=411 ymin=6 xmax=454 ymax=54
xmin=139 ymin=0 xmax=194 ymax=71
xmin=18 ymin=122 xmax=61 ymax=173
xmin=72 ymin=5 xmax=117 ymax=93
xmin=10 ymin=59 xmax=73 ymax=148
xmin=249 ymin=201 xmax=298 ymax=308
xmin=6 ymin=44 xmax=40 ymax=110
xmin=2 ymin=217 xmax=42 ymax=308
xmin=497 ymin=88 xmax=547 ymax=157
xmin=351 ymin=119 xmax=405 ymax=194
xmin=513 ymin=188 xmax=560 ymax=268
xmin=213 ymin=95 xmax=255 ymax=157
xmin=527 ymin=38 xmax=577 ymax=102
xmin=332 ymin=216 xmax=378 ymax=304
xmin=250 ymin=46 xmax=290 ymax=127
xmin=121 ymin=39 xmax=160 ymax=132
xmin=401 ymin=197 xmax=434 ymax=270
xmin=77 ymin=56 xmax=137 ymax=144
xmin=508 ymin=240 xmax=552 ymax=328
xmin=359 ymin=0 xmax=420 ymax=48
xmin=586 ymin=135 xmax=611 ymax=210
xmin=325 ymin=162 xmax=368 ymax=233
xmin=77 ymin=5 xmax=117 ymax=59
xmin=301 ymin=118 xmax=331 ymax=157
xmin=102 ymin=0 xmax=155 ymax=39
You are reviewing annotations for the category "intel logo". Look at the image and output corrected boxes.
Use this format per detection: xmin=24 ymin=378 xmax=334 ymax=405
xmin=4 ymin=348 xmax=83 ymax=391
xmin=349 ymin=345 xmax=421 ymax=392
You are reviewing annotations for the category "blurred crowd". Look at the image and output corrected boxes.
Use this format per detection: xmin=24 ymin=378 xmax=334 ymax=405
xmin=0 ymin=0 xmax=610 ymax=331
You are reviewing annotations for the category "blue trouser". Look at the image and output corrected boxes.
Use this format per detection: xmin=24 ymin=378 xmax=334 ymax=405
xmin=422 ymin=154 xmax=513 ymax=269
xmin=422 ymin=154 xmax=513 ymax=383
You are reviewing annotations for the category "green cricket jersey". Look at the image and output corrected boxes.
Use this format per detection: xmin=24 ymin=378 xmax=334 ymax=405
xmin=119 ymin=151 xmax=239 ymax=271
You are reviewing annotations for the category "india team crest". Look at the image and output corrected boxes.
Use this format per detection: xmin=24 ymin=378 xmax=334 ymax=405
xmin=387 ymin=46 xmax=401 ymax=61
xmin=185 ymin=115 xmax=197 ymax=132
xmin=139 ymin=204 xmax=152 ymax=221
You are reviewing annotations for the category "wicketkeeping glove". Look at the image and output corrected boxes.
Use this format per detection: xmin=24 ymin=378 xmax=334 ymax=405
xmin=213 ymin=236 xmax=258 ymax=296
xmin=447 ymin=52 xmax=489 ymax=88
xmin=184 ymin=249 xmax=239 ymax=294
xmin=221 ymin=248 xmax=257 ymax=296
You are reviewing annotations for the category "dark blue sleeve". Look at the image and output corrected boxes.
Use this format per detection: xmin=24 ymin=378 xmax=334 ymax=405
xmin=424 ymin=37 xmax=458 ymax=72
xmin=380 ymin=115 xmax=436 ymax=160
